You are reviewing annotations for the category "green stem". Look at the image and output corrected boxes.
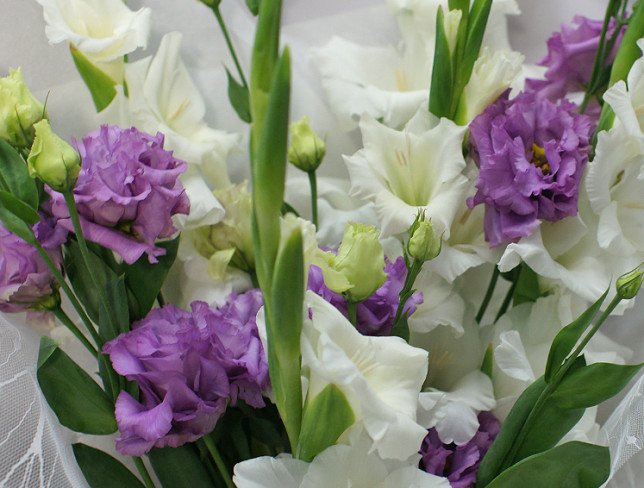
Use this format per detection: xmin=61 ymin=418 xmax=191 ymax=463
xmin=347 ymin=300 xmax=358 ymax=327
xmin=213 ymin=6 xmax=248 ymax=88
xmin=202 ymin=435 xmax=234 ymax=488
xmin=476 ymin=266 xmax=500 ymax=324
xmin=494 ymin=277 xmax=518 ymax=323
xmin=156 ymin=291 xmax=166 ymax=307
xmin=63 ymin=191 xmax=119 ymax=337
xmin=33 ymin=241 xmax=101 ymax=347
xmin=51 ymin=307 xmax=97 ymax=356
xmin=499 ymin=293 xmax=623 ymax=471
xmin=133 ymin=457 xmax=156 ymax=488
xmin=307 ymin=171 xmax=318 ymax=229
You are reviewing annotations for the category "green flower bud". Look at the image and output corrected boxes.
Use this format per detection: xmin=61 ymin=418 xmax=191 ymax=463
xmin=27 ymin=120 xmax=81 ymax=192
xmin=321 ymin=222 xmax=386 ymax=302
xmin=287 ymin=116 xmax=326 ymax=172
xmin=408 ymin=219 xmax=441 ymax=262
xmin=616 ymin=264 xmax=644 ymax=299
xmin=0 ymin=68 xmax=45 ymax=147
xmin=198 ymin=0 xmax=221 ymax=7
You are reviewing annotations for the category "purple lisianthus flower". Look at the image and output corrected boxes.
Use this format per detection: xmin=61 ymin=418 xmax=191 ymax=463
xmin=308 ymin=256 xmax=423 ymax=336
xmin=0 ymin=218 xmax=63 ymax=313
xmin=526 ymin=16 xmax=624 ymax=103
xmin=103 ymin=290 xmax=268 ymax=456
xmin=468 ymin=91 xmax=592 ymax=247
xmin=421 ymin=412 xmax=500 ymax=488
xmin=47 ymin=125 xmax=190 ymax=264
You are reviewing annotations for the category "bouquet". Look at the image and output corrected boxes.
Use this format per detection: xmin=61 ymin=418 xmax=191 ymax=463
xmin=1 ymin=0 xmax=643 ymax=487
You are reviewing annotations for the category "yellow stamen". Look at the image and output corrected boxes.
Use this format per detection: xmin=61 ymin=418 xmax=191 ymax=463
xmin=531 ymin=143 xmax=551 ymax=175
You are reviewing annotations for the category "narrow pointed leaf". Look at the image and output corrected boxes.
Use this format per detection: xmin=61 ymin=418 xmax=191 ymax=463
xmin=544 ymin=288 xmax=608 ymax=382
xmin=428 ymin=7 xmax=453 ymax=118
xmin=37 ymin=337 xmax=116 ymax=435
xmin=0 ymin=139 xmax=38 ymax=209
xmin=70 ymin=44 xmax=117 ymax=112
xmin=0 ymin=190 xmax=40 ymax=224
xmin=245 ymin=0 xmax=260 ymax=15
xmin=72 ymin=443 xmax=144 ymax=488
xmin=0 ymin=204 xmax=36 ymax=244
xmin=226 ymin=68 xmax=251 ymax=123
xmin=512 ymin=265 xmax=541 ymax=306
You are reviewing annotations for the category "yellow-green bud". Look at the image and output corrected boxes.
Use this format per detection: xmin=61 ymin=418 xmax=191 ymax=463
xmin=0 ymin=68 xmax=45 ymax=147
xmin=408 ymin=219 xmax=441 ymax=262
xmin=27 ymin=120 xmax=81 ymax=192
xmin=287 ymin=116 xmax=326 ymax=172
xmin=616 ymin=264 xmax=643 ymax=299
xmin=322 ymin=222 xmax=386 ymax=302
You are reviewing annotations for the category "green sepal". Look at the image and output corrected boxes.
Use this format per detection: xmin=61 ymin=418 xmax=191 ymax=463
xmin=297 ymin=384 xmax=355 ymax=461
xmin=37 ymin=337 xmax=116 ymax=435
xmin=0 ymin=139 xmax=39 ymax=209
xmin=72 ymin=443 xmax=144 ymax=488
xmin=544 ymin=288 xmax=608 ymax=383
xmin=226 ymin=68 xmax=252 ymax=123
xmin=552 ymin=362 xmax=644 ymax=409
xmin=428 ymin=7 xmax=453 ymax=118
xmin=484 ymin=442 xmax=610 ymax=488
xmin=69 ymin=44 xmax=118 ymax=112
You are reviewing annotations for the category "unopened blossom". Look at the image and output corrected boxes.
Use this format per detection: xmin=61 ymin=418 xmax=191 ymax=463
xmin=420 ymin=412 xmax=500 ymax=488
xmin=104 ymin=290 xmax=268 ymax=455
xmin=47 ymin=125 xmax=190 ymax=264
xmin=468 ymin=91 xmax=592 ymax=246
xmin=0 ymin=68 xmax=45 ymax=147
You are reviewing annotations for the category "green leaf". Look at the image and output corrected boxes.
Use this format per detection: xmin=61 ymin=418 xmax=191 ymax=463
xmin=428 ymin=7 xmax=453 ymax=118
xmin=481 ymin=343 xmax=493 ymax=378
xmin=65 ymin=240 xmax=118 ymax=323
xmin=73 ymin=443 xmax=144 ymax=488
xmin=0 ymin=139 xmax=38 ymax=209
xmin=544 ymin=288 xmax=608 ymax=382
xmin=267 ymin=226 xmax=304 ymax=449
xmin=0 ymin=190 xmax=40 ymax=224
xmin=99 ymin=277 xmax=129 ymax=341
xmin=0 ymin=203 xmax=36 ymax=244
xmin=37 ymin=337 xmax=116 ymax=435
xmin=512 ymin=265 xmax=541 ymax=306
xmin=245 ymin=0 xmax=260 ymax=15
xmin=148 ymin=445 xmax=215 ymax=488
xmin=124 ymin=237 xmax=179 ymax=320
xmin=226 ymin=68 xmax=251 ymax=123
xmin=390 ymin=314 xmax=410 ymax=342
xmin=485 ymin=442 xmax=610 ymax=488
xmin=297 ymin=384 xmax=355 ymax=461
xmin=70 ymin=44 xmax=117 ymax=112
xmin=552 ymin=362 xmax=644 ymax=409
xmin=607 ymin=1 xmax=644 ymax=88
xmin=252 ymin=49 xmax=291 ymax=289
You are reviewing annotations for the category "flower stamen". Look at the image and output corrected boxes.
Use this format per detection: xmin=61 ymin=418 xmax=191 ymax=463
xmin=531 ymin=143 xmax=551 ymax=175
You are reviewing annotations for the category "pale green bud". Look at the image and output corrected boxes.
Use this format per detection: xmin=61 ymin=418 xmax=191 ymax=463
xmin=0 ymin=68 xmax=45 ymax=147
xmin=198 ymin=0 xmax=221 ymax=8
xmin=27 ymin=120 xmax=80 ymax=192
xmin=408 ymin=219 xmax=441 ymax=262
xmin=287 ymin=116 xmax=326 ymax=172
xmin=616 ymin=264 xmax=644 ymax=299
xmin=327 ymin=222 xmax=386 ymax=302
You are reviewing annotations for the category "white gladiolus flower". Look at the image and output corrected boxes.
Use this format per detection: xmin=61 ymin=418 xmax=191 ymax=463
xmin=233 ymin=427 xmax=451 ymax=488
xmin=36 ymin=0 xmax=150 ymax=80
xmin=344 ymin=108 xmax=469 ymax=238
xmin=299 ymin=291 xmax=429 ymax=461
xmin=456 ymin=48 xmax=524 ymax=125
xmin=101 ymin=32 xmax=240 ymax=228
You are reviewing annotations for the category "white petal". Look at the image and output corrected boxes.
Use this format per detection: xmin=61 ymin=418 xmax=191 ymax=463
xmin=494 ymin=330 xmax=534 ymax=383
xmin=233 ymin=456 xmax=308 ymax=488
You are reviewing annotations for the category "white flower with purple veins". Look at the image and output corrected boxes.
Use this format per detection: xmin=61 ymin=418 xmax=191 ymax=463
xmin=344 ymin=108 xmax=468 ymax=239
xmin=36 ymin=0 xmax=150 ymax=80
xmin=102 ymin=32 xmax=241 ymax=228
xmin=586 ymin=39 xmax=644 ymax=260
xmin=233 ymin=427 xmax=451 ymax=488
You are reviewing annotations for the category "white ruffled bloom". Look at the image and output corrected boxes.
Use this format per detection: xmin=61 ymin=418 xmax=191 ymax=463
xmin=344 ymin=108 xmax=469 ymax=238
xmin=312 ymin=0 xmax=519 ymax=130
xmin=101 ymin=32 xmax=240 ymax=228
xmin=456 ymin=47 xmax=524 ymax=125
xmin=491 ymin=293 xmax=631 ymax=422
xmin=233 ymin=427 xmax=450 ymax=488
xmin=36 ymin=0 xmax=150 ymax=80
xmin=586 ymin=39 xmax=644 ymax=260
xmin=300 ymin=291 xmax=429 ymax=461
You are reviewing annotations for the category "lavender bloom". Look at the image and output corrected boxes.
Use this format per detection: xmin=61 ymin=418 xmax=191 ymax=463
xmin=0 ymin=218 xmax=63 ymax=313
xmin=103 ymin=291 xmax=268 ymax=456
xmin=47 ymin=125 xmax=190 ymax=264
xmin=526 ymin=16 xmax=624 ymax=102
xmin=308 ymin=256 xmax=423 ymax=336
xmin=421 ymin=412 xmax=500 ymax=488
xmin=468 ymin=91 xmax=591 ymax=247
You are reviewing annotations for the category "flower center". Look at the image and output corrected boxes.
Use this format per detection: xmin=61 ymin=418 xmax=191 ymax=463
xmin=531 ymin=144 xmax=551 ymax=175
